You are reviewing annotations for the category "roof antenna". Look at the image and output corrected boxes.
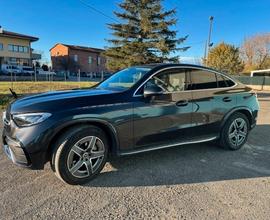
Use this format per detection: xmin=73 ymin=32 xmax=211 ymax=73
xmin=9 ymin=88 xmax=18 ymax=99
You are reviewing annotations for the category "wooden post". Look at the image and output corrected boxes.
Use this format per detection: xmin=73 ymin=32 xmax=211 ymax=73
xmin=10 ymin=72 xmax=13 ymax=90
xmin=34 ymin=65 xmax=37 ymax=82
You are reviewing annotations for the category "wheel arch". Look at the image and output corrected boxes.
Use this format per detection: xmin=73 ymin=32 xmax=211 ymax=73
xmin=221 ymin=107 xmax=253 ymax=129
xmin=46 ymin=119 xmax=119 ymax=161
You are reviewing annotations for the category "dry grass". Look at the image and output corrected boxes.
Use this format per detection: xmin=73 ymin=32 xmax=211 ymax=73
xmin=0 ymin=81 xmax=97 ymax=109
xmin=0 ymin=81 xmax=96 ymax=94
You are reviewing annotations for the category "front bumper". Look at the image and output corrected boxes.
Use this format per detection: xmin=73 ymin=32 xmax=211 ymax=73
xmin=2 ymin=135 xmax=30 ymax=167
xmin=2 ymin=134 xmax=47 ymax=169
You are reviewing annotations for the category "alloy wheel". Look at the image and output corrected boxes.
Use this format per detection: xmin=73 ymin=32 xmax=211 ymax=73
xmin=228 ymin=118 xmax=248 ymax=147
xmin=67 ymin=136 xmax=105 ymax=178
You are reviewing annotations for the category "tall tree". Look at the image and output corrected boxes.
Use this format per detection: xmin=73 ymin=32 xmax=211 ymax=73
xmin=240 ymin=33 xmax=270 ymax=71
xmin=41 ymin=64 xmax=49 ymax=71
xmin=205 ymin=42 xmax=244 ymax=74
xmin=104 ymin=0 xmax=188 ymax=71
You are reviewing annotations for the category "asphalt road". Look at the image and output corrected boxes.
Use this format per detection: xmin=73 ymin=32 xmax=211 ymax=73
xmin=0 ymin=92 xmax=270 ymax=219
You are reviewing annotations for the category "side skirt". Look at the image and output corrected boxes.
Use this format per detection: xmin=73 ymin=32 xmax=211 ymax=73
xmin=119 ymin=136 xmax=218 ymax=156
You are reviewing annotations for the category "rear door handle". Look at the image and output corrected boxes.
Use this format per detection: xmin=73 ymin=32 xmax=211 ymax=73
xmin=176 ymin=100 xmax=188 ymax=107
xmin=223 ymin=97 xmax=232 ymax=102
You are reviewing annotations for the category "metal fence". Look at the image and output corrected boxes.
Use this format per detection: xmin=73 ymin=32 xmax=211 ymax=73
xmin=234 ymin=76 xmax=270 ymax=86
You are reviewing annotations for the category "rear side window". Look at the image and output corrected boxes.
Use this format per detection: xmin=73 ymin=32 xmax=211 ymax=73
xmin=190 ymin=69 xmax=217 ymax=90
xmin=216 ymin=73 xmax=235 ymax=88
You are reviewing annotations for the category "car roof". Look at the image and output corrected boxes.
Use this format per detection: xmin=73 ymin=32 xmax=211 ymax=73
xmin=135 ymin=63 xmax=217 ymax=71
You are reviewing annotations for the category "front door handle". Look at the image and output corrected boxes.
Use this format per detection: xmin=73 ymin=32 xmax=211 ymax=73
xmin=176 ymin=100 xmax=188 ymax=107
xmin=223 ymin=97 xmax=232 ymax=102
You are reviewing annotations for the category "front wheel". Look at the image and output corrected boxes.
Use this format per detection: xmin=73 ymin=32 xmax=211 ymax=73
xmin=219 ymin=112 xmax=250 ymax=150
xmin=51 ymin=125 xmax=108 ymax=185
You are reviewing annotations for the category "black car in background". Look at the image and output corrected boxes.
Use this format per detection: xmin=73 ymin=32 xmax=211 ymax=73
xmin=2 ymin=64 xmax=259 ymax=185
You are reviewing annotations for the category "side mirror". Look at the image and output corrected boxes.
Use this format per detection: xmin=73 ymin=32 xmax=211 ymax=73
xmin=143 ymin=85 xmax=164 ymax=97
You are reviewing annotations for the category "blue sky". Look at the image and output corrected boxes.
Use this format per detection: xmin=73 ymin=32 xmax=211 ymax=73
xmin=1 ymin=0 xmax=270 ymax=63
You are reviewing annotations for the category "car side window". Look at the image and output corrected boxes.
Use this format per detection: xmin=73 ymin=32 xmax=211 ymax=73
xmin=190 ymin=69 xmax=218 ymax=90
xmin=216 ymin=73 xmax=235 ymax=88
xmin=145 ymin=69 xmax=189 ymax=92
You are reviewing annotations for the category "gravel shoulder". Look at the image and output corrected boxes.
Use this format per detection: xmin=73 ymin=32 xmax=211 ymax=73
xmin=0 ymin=92 xmax=270 ymax=219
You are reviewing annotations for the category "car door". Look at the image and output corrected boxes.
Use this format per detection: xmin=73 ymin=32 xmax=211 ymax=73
xmin=132 ymin=68 xmax=193 ymax=148
xmin=188 ymin=68 xmax=237 ymax=138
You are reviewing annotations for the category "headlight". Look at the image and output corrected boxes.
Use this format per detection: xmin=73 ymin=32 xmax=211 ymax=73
xmin=12 ymin=113 xmax=52 ymax=127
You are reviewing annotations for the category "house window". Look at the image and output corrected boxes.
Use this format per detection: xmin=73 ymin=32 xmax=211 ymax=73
xmin=13 ymin=45 xmax=18 ymax=52
xmin=8 ymin=44 xmax=13 ymax=51
xmin=74 ymin=54 xmax=78 ymax=62
xmin=9 ymin=57 xmax=17 ymax=64
xmin=88 ymin=56 xmax=92 ymax=64
xmin=19 ymin=46 xmax=24 ymax=53
xmin=7 ymin=44 xmax=29 ymax=53
xmin=97 ymin=56 xmax=101 ymax=66
xmin=23 ymin=46 xmax=29 ymax=53
xmin=0 ymin=43 xmax=3 ymax=50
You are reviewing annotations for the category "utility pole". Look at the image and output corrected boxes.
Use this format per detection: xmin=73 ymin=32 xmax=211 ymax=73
xmin=203 ymin=40 xmax=208 ymax=63
xmin=207 ymin=16 xmax=214 ymax=53
xmin=204 ymin=16 xmax=214 ymax=63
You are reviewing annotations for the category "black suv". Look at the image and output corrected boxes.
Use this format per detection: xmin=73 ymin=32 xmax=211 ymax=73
xmin=2 ymin=64 xmax=259 ymax=185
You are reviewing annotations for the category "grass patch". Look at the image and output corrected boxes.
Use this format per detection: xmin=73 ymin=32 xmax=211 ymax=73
xmin=0 ymin=81 xmax=96 ymax=94
xmin=0 ymin=81 xmax=97 ymax=109
xmin=0 ymin=94 xmax=14 ymax=110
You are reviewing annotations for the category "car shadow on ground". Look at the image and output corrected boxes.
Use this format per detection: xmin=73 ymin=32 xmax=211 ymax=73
xmin=85 ymin=124 xmax=270 ymax=188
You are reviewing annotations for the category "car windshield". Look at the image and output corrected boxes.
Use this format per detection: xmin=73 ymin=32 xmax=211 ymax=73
xmin=97 ymin=67 xmax=151 ymax=91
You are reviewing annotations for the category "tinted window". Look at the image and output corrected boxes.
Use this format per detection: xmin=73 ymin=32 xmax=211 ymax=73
xmin=146 ymin=69 xmax=188 ymax=92
xmin=216 ymin=73 xmax=235 ymax=88
xmin=190 ymin=69 xmax=217 ymax=90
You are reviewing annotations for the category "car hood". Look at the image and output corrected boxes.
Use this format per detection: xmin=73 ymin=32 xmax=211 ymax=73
xmin=10 ymin=88 xmax=120 ymax=114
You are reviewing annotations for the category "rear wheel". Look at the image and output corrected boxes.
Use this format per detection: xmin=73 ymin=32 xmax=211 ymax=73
xmin=51 ymin=125 xmax=108 ymax=185
xmin=219 ymin=112 xmax=250 ymax=150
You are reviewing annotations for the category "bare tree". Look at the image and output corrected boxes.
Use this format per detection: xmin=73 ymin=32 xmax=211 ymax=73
xmin=241 ymin=33 xmax=270 ymax=71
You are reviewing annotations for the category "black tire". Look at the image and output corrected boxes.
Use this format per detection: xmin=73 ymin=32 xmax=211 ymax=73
xmin=51 ymin=125 xmax=108 ymax=185
xmin=219 ymin=112 xmax=250 ymax=150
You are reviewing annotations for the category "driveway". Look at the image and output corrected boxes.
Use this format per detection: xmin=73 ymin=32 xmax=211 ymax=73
xmin=0 ymin=92 xmax=270 ymax=219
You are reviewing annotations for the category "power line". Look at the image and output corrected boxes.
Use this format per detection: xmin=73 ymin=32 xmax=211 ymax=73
xmin=77 ymin=0 xmax=119 ymax=23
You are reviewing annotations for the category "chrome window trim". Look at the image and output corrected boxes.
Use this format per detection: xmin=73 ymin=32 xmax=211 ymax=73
xmin=133 ymin=66 xmax=238 ymax=97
